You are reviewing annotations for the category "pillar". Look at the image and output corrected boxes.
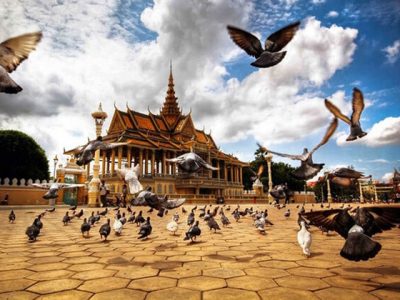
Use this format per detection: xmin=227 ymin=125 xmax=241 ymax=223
xmin=224 ymin=164 xmax=228 ymax=181
xmin=110 ymin=148 xmax=115 ymax=175
xmin=327 ymin=177 xmax=333 ymax=203
xmin=127 ymin=147 xmax=132 ymax=167
xmin=151 ymin=150 xmax=155 ymax=176
xmin=359 ymin=180 xmax=364 ymax=203
xmin=162 ymin=150 xmax=166 ymax=176
xmin=86 ymin=162 xmax=90 ymax=178
xmin=139 ymin=149 xmax=143 ymax=175
xmin=217 ymin=160 xmax=220 ymax=179
xmin=117 ymin=146 xmax=122 ymax=169
xmin=144 ymin=149 xmax=149 ymax=175
xmin=240 ymin=167 xmax=243 ymax=184
xmin=101 ymin=151 xmax=106 ymax=176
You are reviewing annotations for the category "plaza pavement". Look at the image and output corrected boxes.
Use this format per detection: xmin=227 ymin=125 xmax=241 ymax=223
xmin=0 ymin=203 xmax=399 ymax=300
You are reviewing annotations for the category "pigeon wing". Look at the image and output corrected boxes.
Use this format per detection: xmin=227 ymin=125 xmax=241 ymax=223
xmin=302 ymin=209 xmax=354 ymax=239
xmin=365 ymin=206 xmax=400 ymax=236
xmin=351 ymin=87 xmax=365 ymax=126
xmin=333 ymin=167 xmax=363 ymax=178
xmin=165 ymin=198 xmax=186 ymax=209
xmin=257 ymin=143 xmax=303 ymax=160
xmin=324 ymin=99 xmax=351 ymax=125
xmin=308 ymin=118 xmax=338 ymax=157
xmin=31 ymin=183 xmax=52 ymax=189
xmin=59 ymin=183 xmax=86 ymax=189
xmin=0 ymin=32 xmax=42 ymax=72
xmin=257 ymin=164 xmax=264 ymax=177
xmin=265 ymin=21 xmax=300 ymax=52
xmin=99 ymin=142 xmax=127 ymax=150
xmin=227 ymin=25 xmax=264 ymax=58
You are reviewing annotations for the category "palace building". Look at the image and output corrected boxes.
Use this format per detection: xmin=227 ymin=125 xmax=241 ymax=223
xmin=65 ymin=67 xmax=247 ymax=203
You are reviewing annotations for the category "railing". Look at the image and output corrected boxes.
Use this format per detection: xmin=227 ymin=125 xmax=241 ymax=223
xmin=0 ymin=178 xmax=55 ymax=187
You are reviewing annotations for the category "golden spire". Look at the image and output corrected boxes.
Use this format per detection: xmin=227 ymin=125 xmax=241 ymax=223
xmin=161 ymin=62 xmax=181 ymax=119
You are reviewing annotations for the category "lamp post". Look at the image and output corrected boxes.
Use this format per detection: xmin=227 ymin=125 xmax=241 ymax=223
xmin=265 ymin=152 xmax=273 ymax=203
xmin=53 ymin=155 xmax=58 ymax=180
xmin=88 ymin=103 xmax=108 ymax=207
xmin=358 ymin=179 xmax=364 ymax=203
xmin=325 ymin=172 xmax=332 ymax=203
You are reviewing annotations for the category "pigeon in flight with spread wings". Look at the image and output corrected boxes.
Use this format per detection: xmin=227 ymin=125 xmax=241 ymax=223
xmin=301 ymin=206 xmax=400 ymax=261
xmin=32 ymin=181 xmax=85 ymax=199
xmin=325 ymin=88 xmax=367 ymax=141
xmin=116 ymin=164 xmax=143 ymax=194
xmin=75 ymin=136 xmax=127 ymax=166
xmin=258 ymin=118 xmax=338 ymax=180
xmin=166 ymin=152 xmax=218 ymax=175
xmin=227 ymin=21 xmax=300 ymax=68
xmin=248 ymin=165 xmax=264 ymax=182
xmin=324 ymin=167 xmax=368 ymax=187
xmin=0 ymin=32 xmax=42 ymax=93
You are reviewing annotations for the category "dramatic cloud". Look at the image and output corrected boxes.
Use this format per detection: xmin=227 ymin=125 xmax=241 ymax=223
xmin=383 ymin=40 xmax=400 ymax=63
xmin=0 ymin=1 xmax=358 ymax=168
xmin=382 ymin=172 xmax=394 ymax=183
xmin=327 ymin=11 xmax=339 ymax=18
xmin=336 ymin=117 xmax=400 ymax=147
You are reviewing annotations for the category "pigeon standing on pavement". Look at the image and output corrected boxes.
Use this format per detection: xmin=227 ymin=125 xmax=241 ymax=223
xmin=284 ymin=209 xmax=291 ymax=218
xmin=166 ymin=217 xmax=179 ymax=235
xmin=138 ymin=217 xmax=152 ymax=240
xmin=99 ymin=219 xmax=111 ymax=241
xmin=81 ymin=218 xmax=91 ymax=237
xmin=135 ymin=211 xmax=145 ymax=226
xmin=187 ymin=210 xmax=195 ymax=226
xmin=184 ymin=221 xmax=201 ymax=242
xmin=9 ymin=210 xmax=15 ymax=223
xmin=297 ymin=220 xmax=312 ymax=257
xmin=207 ymin=216 xmax=221 ymax=233
xmin=113 ymin=217 xmax=123 ymax=236
xmin=63 ymin=212 xmax=71 ymax=226
xmin=25 ymin=222 xmax=40 ymax=242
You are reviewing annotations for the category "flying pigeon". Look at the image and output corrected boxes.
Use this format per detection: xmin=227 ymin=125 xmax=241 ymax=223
xmin=248 ymin=165 xmax=264 ymax=182
xmin=75 ymin=136 xmax=126 ymax=166
xmin=138 ymin=217 xmax=152 ymax=240
xmin=326 ymin=167 xmax=367 ymax=187
xmin=184 ymin=220 xmax=201 ymax=242
xmin=297 ymin=220 xmax=312 ymax=257
xmin=166 ymin=217 xmax=179 ymax=235
xmin=99 ymin=219 xmax=111 ymax=241
xmin=32 ymin=182 xmax=85 ymax=200
xmin=9 ymin=210 xmax=15 ymax=223
xmin=134 ymin=187 xmax=185 ymax=217
xmin=227 ymin=21 xmax=300 ymax=68
xmin=166 ymin=152 xmax=218 ymax=175
xmin=116 ymin=164 xmax=143 ymax=194
xmin=258 ymin=118 xmax=338 ymax=180
xmin=302 ymin=206 xmax=400 ymax=261
xmin=81 ymin=218 xmax=91 ymax=237
xmin=325 ymin=88 xmax=367 ymax=141
xmin=0 ymin=31 xmax=42 ymax=94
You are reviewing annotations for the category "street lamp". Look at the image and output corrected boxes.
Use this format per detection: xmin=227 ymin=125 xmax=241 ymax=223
xmin=264 ymin=152 xmax=273 ymax=203
xmin=88 ymin=103 xmax=108 ymax=207
xmin=53 ymin=155 xmax=58 ymax=180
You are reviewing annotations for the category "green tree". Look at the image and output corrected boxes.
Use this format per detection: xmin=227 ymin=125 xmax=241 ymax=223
xmin=0 ymin=130 xmax=49 ymax=180
xmin=243 ymin=147 xmax=306 ymax=191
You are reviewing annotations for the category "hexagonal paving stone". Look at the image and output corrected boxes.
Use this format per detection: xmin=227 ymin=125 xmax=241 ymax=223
xmin=275 ymin=275 xmax=330 ymax=291
xmin=329 ymin=267 xmax=381 ymax=280
xmin=287 ymin=267 xmax=335 ymax=278
xmin=27 ymin=279 xmax=82 ymax=294
xmin=0 ymin=279 xmax=35 ymax=293
xmin=296 ymin=259 xmax=341 ymax=269
xmin=244 ymin=267 xmax=289 ymax=278
xmin=258 ymin=260 xmax=299 ymax=269
xmin=133 ymin=255 xmax=167 ymax=263
xmin=371 ymin=288 xmax=400 ymax=300
xmin=227 ymin=275 xmax=277 ymax=291
xmin=315 ymin=287 xmax=379 ymax=300
xmin=323 ymin=276 xmax=382 ymax=291
xmin=0 ymin=291 xmax=38 ymax=300
xmin=27 ymin=270 xmax=74 ymax=281
xmin=203 ymin=288 xmax=260 ymax=300
xmin=115 ymin=266 xmax=159 ymax=279
xmin=78 ymin=277 xmax=129 ymax=293
xmin=35 ymin=290 xmax=92 ymax=300
xmin=178 ymin=276 xmax=226 ymax=291
xmin=0 ymin=269 xmax=35 ymax=281
xmin=259 ymin=287 xmax=320 ymax=300
xmin=146 ymin=287 xmax=200 ymax=300
xmin=90 ymin=288 xmax=146 ymax=300
xmin=371 ymin=275 xmax=400 ymax=289
xmin=72 ymin=269 xmax=117 ymax=280
xmin=159 ymin=267 xmax=202 ymax=279
xmin=128 ymin=276 xmax=177 ymax=291
xmin=27 ymin=256 xmax=65 ymax=264
xmin=167 ymin=255 xmax=201 ymax=262
xmin=0 ymin=263 xmax=32 ymax=271
xmin=68 ymin=263 xmax=105 ymax=272
xmin=63 ymin=256 xmax=99 ymax=264
xmin=184 ymin=261 xmax=220 ymax=270
xmin=203 ymin=268 xmax=245 ymax=279
xmin=28 ymin=262 xmax=70 ymax=272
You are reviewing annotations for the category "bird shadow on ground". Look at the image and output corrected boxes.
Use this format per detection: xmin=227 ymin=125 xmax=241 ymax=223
xmin=186 ymin=240 xmax=206 ymax=245
xmin=155 ymin=242 xmax=178 ymax=251
xmin=310 ymin=252 xmax=324 ymax=258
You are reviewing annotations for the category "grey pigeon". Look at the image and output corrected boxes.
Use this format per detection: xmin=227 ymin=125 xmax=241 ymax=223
xmin=135 ymin=211 xmax=145 ymax=226
xmin=207 ymin=216 xmax=221 ymax=233
xmin=63 ymin=212 xmax=71 ymax=225
xmin=9 ymin=210 xmax=15 ymax=223
xmin=99 ymin=219 xmax=111 ymax=241
xmin=166 ymin=152 xmax=218 ymax=175
xmin=25 ymin=223 xmax=40 ymax=241
xmin=325 ymin=88 xmax=367 ymax=141
xmin=81 ymin=218 xmax=91 ymax=237
xmin=0 ymin=32 xmax=42 ymax=93
xmin=187 ymin=210 xmax=195 ymax=226
xmin=302 ymin=206 xmax=400 ymax=261
xmin=258 ymin=118 xmax=338 ymax=180
xmin=227 ymin=21 xmax=300 ymax=68
xmin=184 ymin=221 xmax=201 ymax=242
xmin=138 ymin=217 xmax=152 ymax=240
xmin=33 ymin=215 xmax=43 ymax=230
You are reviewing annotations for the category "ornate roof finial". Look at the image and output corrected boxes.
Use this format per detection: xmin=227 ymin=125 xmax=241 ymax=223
xmin=161 ymin=61 xmax=181 ymax=125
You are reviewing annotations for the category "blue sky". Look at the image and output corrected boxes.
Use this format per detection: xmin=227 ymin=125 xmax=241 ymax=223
xmin=0 ymin=0 xmax=399 ymax=182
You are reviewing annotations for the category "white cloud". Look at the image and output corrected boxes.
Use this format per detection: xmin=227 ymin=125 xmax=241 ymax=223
xmin=0 ymin=1 xmax=358 ymax=169
xmin=311 ymin=0 xmax=325 ymax=4
xmin=336 ymin=117 xmax=400 ymax=147
xmin=382 ymin=172 xmax=394 ymax=183
xmin=327 ymin=11 xmax=339 ymax=18
xmin=383 ymin=40 xmax=400 ymax=63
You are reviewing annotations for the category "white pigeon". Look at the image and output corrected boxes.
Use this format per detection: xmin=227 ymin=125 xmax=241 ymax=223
xmin=297 ymin=220 xmax=312 ymax=257
xmin=166 ymin=217 xmax=178 ymax=235
xmin=254 ymin=213 xmax=266 ymax=233
xmin=113 ymin=218 xmax=123 ymax=235
xmin=116 ymin=164 xmax=143 ymax=194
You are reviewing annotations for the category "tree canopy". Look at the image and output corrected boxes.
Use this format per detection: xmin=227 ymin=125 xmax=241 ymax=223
xmin=0 ymin=130 xmax=49 ymax=180
xmin=243 ymin=147 xmax=306 ymax=191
